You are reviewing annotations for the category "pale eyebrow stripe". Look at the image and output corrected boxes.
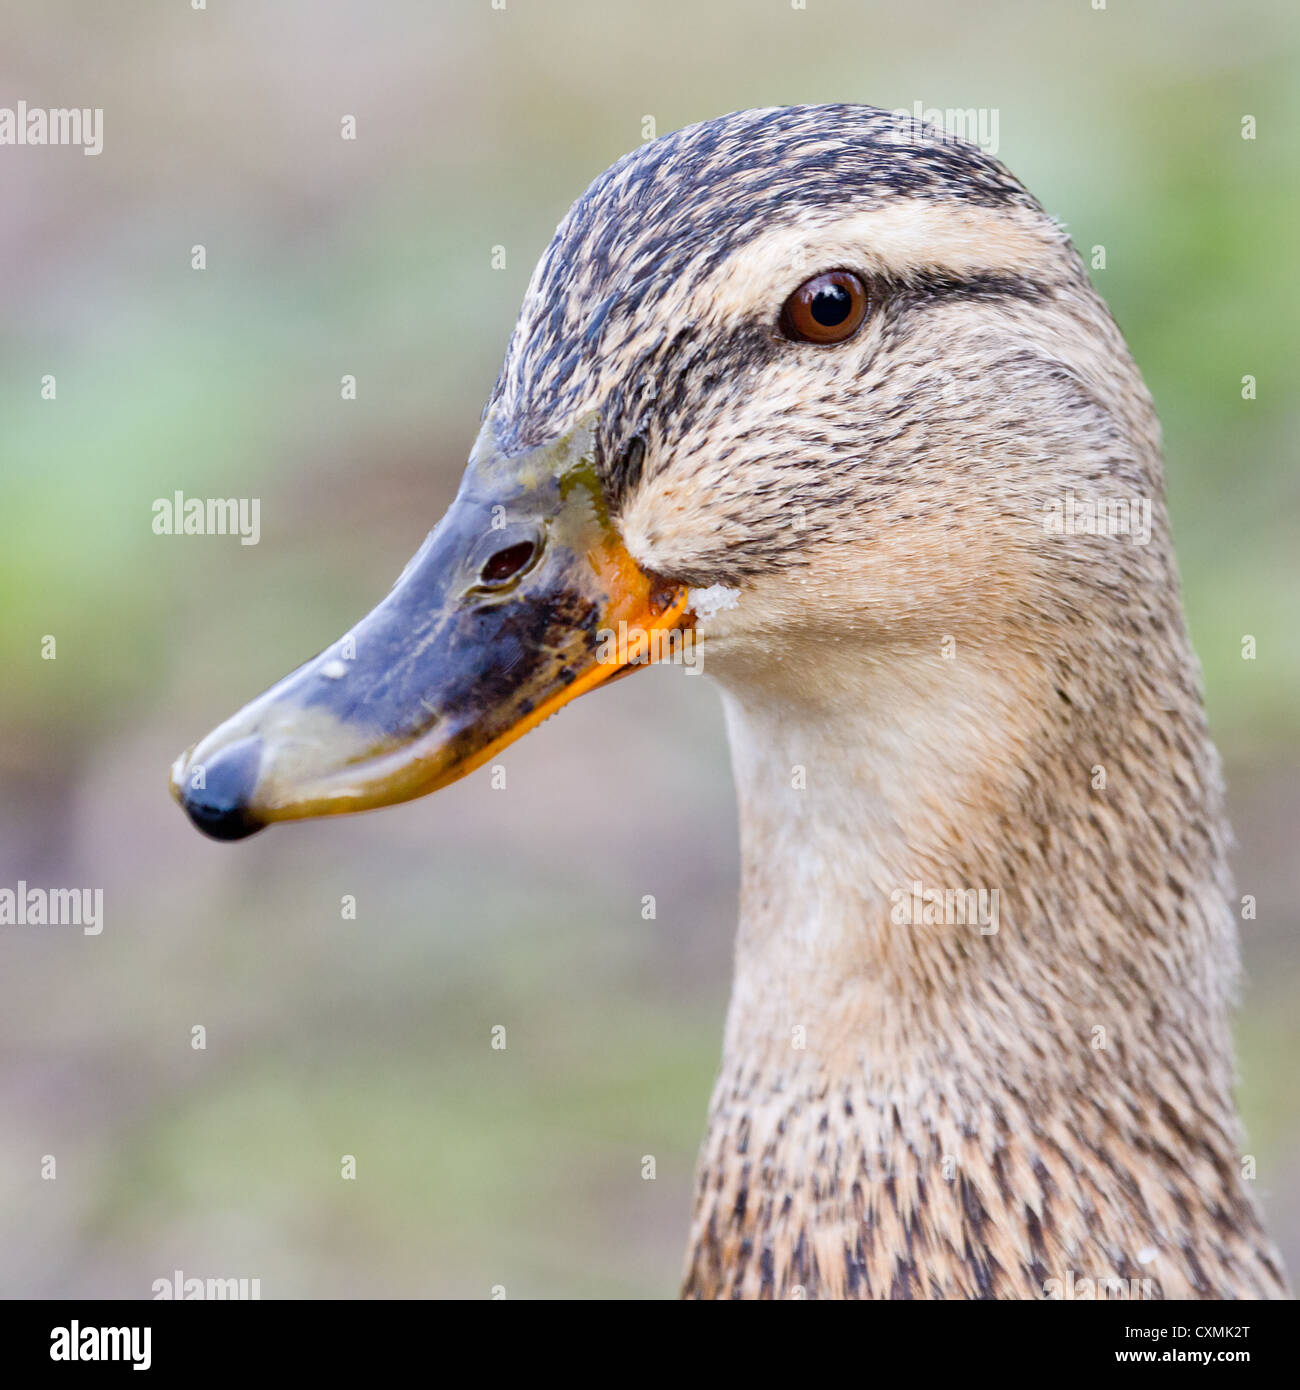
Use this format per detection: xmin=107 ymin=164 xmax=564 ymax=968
xmin=681 ymin=200 xmax=1070 ymax=323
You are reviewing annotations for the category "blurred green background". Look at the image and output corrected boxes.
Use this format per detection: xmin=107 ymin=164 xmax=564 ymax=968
xmin=1 ymin=0 xmax=1296 ymax=1297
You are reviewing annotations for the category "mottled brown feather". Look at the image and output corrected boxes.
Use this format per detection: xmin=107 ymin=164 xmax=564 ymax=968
xmin=490 ymin=105 xmax=1287 ymax=1300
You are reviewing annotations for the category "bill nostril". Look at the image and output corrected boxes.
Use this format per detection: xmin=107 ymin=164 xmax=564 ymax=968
xmin=180 ymin=736 xmax=266 ymax=841
xmin=479 ymin=540 xmax=536 ymax=587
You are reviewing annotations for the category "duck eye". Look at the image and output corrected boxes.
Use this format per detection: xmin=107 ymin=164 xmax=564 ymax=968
xmin=480 ymin=540 xmax=536 ymax=586
xmin=779 ymin=270 xmax=869 ymax=345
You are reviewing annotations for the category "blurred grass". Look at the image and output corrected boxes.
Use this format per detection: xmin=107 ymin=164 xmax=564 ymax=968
xmin=0 ymin=0 xmax=1296 ymax=1296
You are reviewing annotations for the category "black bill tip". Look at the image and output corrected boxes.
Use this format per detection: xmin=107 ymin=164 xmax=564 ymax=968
xmin=179 ymin=736 xmax=267 ymax=841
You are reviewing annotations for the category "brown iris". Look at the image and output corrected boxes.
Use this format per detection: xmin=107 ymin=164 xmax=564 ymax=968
xmin=779 ymin=270 xmax=869 ymax=345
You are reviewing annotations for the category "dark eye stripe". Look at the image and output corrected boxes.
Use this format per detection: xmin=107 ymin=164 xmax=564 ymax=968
xmin=596 ymin=269 xmax=1055 ymax=505
xmin=895 ymin=269 xmax=1052 ymax=307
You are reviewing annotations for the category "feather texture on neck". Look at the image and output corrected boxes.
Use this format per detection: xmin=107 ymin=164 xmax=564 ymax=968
xmin=683 ymin=608 xmax=1286 ymax=1299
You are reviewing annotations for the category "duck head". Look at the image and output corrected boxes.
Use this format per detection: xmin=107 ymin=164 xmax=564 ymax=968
xmin=172 ymin=103 xmax=1157 ymax=841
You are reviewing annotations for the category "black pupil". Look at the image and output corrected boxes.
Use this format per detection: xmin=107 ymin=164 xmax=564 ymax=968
xmin=811 ymin=283 xmax=852 ymax=327
xmin=481 ymin=541 xmax=534 ymax=584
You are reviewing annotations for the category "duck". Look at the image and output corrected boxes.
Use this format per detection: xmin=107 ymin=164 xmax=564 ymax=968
xmin=170 ymin=104 xmax=1287 ymax=1300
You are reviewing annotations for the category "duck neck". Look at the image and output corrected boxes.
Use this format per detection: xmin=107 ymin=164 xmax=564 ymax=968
xmin=683 ymin=633 xmax=1285 ymax=1299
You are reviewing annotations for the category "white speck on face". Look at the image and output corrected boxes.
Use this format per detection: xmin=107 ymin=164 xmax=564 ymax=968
xmin=1136 ymin=1245 xmax=1158 ymax=1265
xmin=321 ymin=659 xmax=349 ymax=680
xmin=688 ymin=584 xmax=741 ymax=620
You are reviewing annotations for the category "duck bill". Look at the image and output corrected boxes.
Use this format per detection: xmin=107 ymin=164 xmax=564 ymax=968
xmin=170 ymin=419 xmax=692 ymax=841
